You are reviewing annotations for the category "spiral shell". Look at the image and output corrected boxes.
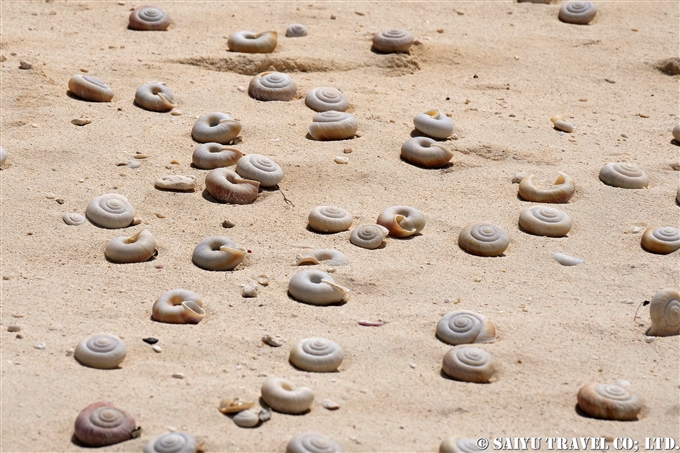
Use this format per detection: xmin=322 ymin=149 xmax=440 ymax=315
xmin=518 ymin=206 xmax=572 ymax=237
xmin=192 ymin=112 xmax=242 ymax=144
xmin=128 ymin=6 xmax=170 ymax=30
xmin=439 ymin=437 xmax=485 ymax=453
xmin=63 ymin=213 xmax=86 ymax=226
xmin=641 ymin=227 xmax=680 ymax=254
xmin=458 ymin=222 xmax=509 ymax=257
xmin=152 ymin=289 xmax=206 ymax=324
xmin=377 ymin=206 xmax=426 ymax=238
xmin=372 ymin=29 xmax=414 ymax=53
xmin=558 ymin=2 xmax=597 ymax=25
xmin=673 ymin=123 xmax=680 ymax=142
xmin=296 ymin=249 xmax=349 ymax=267
xmin=577 ymin=382 xmax=643 ymax=421
xmin=228 ymin=31 xmax=277 ymax=53
xmin=350 ymin=224 xmax=389 ymax=249
xmin=74 ymin=401 xmax=136 ymax=447
xmin=305 ymin=88 xmax=349 ymax=112
xmin=288 ymin=269 xmax=349 ymax=306
xmin=205 ymin=168 xmax=260 ymax=204
xmin=286 ymin=433 xmax=341 ymax=453
xmin=260 ymin=377 xmax=314 ymax=414
xmin=248 ymin=72 xmax=297 ymax=101
xmin=401 ymin=137 xmax=454 ymax=168
xmin=68 ymin=74 xmax=114 ymax=102
xmin=74 ymin=333 xmax=127 ymax=369
xmin=135 ymin=82 xmax=176 ymax=112
xmin=308 ymin=206 xmax=353 ymax=233
xmin=86 ymin=194 xmax=135 ymax=229
xmin=518 ymin=173 xmax=575 ymax=203
xmin=436 ymin=311 xmax=496 ymax=345
xmin=599 ymin=162 xmax=650 ymax=189
xmin=105 ymin=229 xmax=157 ymax=263
xmin=192 ymin=143 xmax=243 ymax=169
xmin=289 ymin=337 xmax=344 ymax=372
xmin=232 ymin=410 xmax=260 ymax=428
xmin=144 ymin=432 xmax=197 ymax=453
xmin=235 ymin=154 xmax=283 ymax=187
xmin=286 ymin=24 xmax=308 ymax=37
xmin=442 ymin=346 xmax=495 ymax=383
xmin=192 ymin=236 xmax=246 ymax=271
xmin=413 ymin=109 xmax=454 ymax=139
xmin=647 ymin=288 xmax=680 ymax=337
xmin=308 ymin=111 xmax=357 ymax=141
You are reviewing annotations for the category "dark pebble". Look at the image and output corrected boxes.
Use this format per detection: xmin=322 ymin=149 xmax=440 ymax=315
xmin=143 ymin=337 xmax=159 ymax=345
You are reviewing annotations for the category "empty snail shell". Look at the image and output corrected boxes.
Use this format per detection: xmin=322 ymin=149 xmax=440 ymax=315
xmin=286 ymin=432 xmax=341 ymax=453
xmin=152 ymin=289 xmax=206 ymax=324
xmin=232 ymin=410 xmax=260 ymax=428
xmin=518 ymin=206 xmax=572 ymax=237
xmin=105 ymin=228 xmax=157 ymax=263
xmin=372 ymin=29 xmax=414 ymax=53
xmin=128 ymin=6 xmax=170 ymax=30
xmin=235 ymin=154 xmax=283 ymax=187
xmin=261 ymin=377 xmax=314 ymax=414
xmin=413 ymin=109 xmax=454 ymax=139
xmin=308 ymin=206 xmax=353 ymax=233
xmin=599 ymin=162 xmax=650 ymax=189
xmin=350 ymin=224 xmax=389 ymax=249
xmin=0 ymin=146 xmax=6 ymax=167
xmin=286 ymin=24 xmax=308 ymax=37
xmin=289 ymin=337 xmax=344 ymax=372
xmin=558 ymin=2 xmax=597 ymax=25
xmin=86 ymin=193 xmax=135 ymax=229
xmin=442 ymin=345 xmax=495 ymax=383
xmin=673 ymin=123 xmax=680 ymax=142
xmin=288 ymin=269 xmax=349 ymax=306
xmin=641 ymin=227 xmax=680 ymax=254
xmin=577 ymin=382 xmax=643 ymax=421
xmin=458 ymin=222 xmax=509 ymax=257
xmin=192 ymin=236 xmax=246 ymax=271
xmin=305 ymin=88 xmax=349 ymax=112
xmin=74 ymin=401 xmax=136 ymax=447
xmin=439 ymin=437 xmax=486 ymax=453
xmin=647 ymin=288 xmax=680 ymax=337
xmin=192 ymin=143 xmax=243 ymax=169
xmin=308 ymin=111 xmax=357 ymax=141
xmin=401 ymin=137 xmax=454 ymax=168
xmin=68 ymin=74 xmax=114 ymax=102
xmin=155 ymin=175 xmax=196 ymax=192
xmin=296 ymin=249 xmax=349 ymax=267
xmin=518 ymin=173 xmax=575 ymax=203
xmin=192 ymin=112 xmax=242 ymax=144
xmin=135 ymin=82 xmax=176 ymax=112
xmin=436 ymin=311 xmax=496 ymax=345
xmin=74 ymin=333 xmax=127 ymax=369
xmin=143 ymin=432 xmax=197 ymax=453
xmin=248 ymin=72 xmax=297 ymax=101
xmin=228 ymin=31 xmax=277 ymax=53
xmin=205 ymin=168 xmax=260 ymax=204
xmin=63 ymin=213 xmax=86 ymax=226
xmin=376 ymin=206 xmax=426 ymax=238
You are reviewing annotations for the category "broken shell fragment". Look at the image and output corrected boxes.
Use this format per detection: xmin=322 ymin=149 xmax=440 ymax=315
xmin=154 ymin=175 xmax=196 ymax=191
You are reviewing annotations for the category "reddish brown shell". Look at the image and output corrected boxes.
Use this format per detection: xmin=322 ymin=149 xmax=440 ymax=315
xmin=74 ymin=401 xmax=136 ymax=447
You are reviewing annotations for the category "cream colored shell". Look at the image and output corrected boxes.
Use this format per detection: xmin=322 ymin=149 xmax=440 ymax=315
xmin=74 ymin=401 xmax=136 ymax=447
xmin=401 ymin=137 xmax=454 ymax=168
xmin=289 ymin=337 xmax=344 ymax=372
xmin=205 ymin=168 xmax=260 ymax=204
xmin=64 ymin=213 xmax=86 ymax=226
xmin=260 ymin=377 xmax=314 ymax=414
xmin=442 ymin=346 xmax=495 ymax=383
xmin=413 ymin=109 xmax=454 ymax=139
xmin=308 ymin=206 xmax=353 ymax=233
xmin=558 ymin=2 xmax=597 ymax=25
xmin=518 ymin=173 xmax=575 ymax=203
xmin=228 ymin=31 xmax=277 ymax=53
xmin=86 ymin=193 xmax=135 ymax=229
xmin=135 ymin=82 xmax=175 ymax=112
xmin=192 ymin=236 xmax=246 ymax=271
xmin=296 ymin=249 xmax=349 ymax=267
xmin=641 ymin=227 xmax=680 ymax=254
xmin=152 ymin=289 xmax=206 ymax=324
xmin=439 ymin=437 xmax=486 ymax=453
xmin=248 ymin=72 xmax=297 ymax=101
xmin=288 ymin=269 xmax=349 ymax=306
xmin=144 ymin=432 xmax=197 ymax=453
xmin=518 ymin=206 xmax=572 ymax=237
xmin=74 ymin=333 xmax=127 ymax=369
xmin=458 ymin=222 xmax=509 ymax=257
xmin=576 ymin=382 xmax=643 ymax=421
xmin=105 ymin=228 xmax=157 ymax=263
xmin=308 ymin=111 xmax=357 ymax=141
xmin=192 ymin=143 xmax=243 ymax=169
xmin=0 ymin=146 xmax=6 ymax=167
xmin=128 ymin=6 xmax=170 ymax=31
xmin=235 ymin=154 xmax=283 ymax=187
xmin=377 ymin=206 xmax=426 ymax=238
xmin=286 ymin=432 xmax=342 ymax=453
xmin=599 ymin=162 xmax=650 ymax=189
xmin=647 ymin=288 xmax=680 ymax=337
xmin=286 ymin=24 xmax=308 ymax=38
xmin=673 ymin=123 xmax=680 ymax=142
xmin=372 ymin=29 xmax=414 ymax=53
xmin=350 ymin=224 xmax=389 ymax=249
xmin=436 ymin=311 xmax=496 ymax=345
xmin=305 ymin=87 xmax=349 ymax=112
xmin=191 ymin=112 xmax=242 ymax=144
xmin=68 ymin=75 xmax=114 ymax=102
xmin=232 ymin=410 xmax=260 ymax=428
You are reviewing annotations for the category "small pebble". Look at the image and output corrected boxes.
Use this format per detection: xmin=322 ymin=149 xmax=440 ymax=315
xmin=321 ymin=398 xmax=340 ymax=410
xmin=409 ymin=363 xmax=416 ymax=369
xmin=512 ymin=172 xmax=528 ymax=184
xmin=334 ymin=156 xmax=349 ymax=164
xmin=172 ymin=372 xmax=185 ymax=379
xmin=34 ymin=342 xmax=46 ymax=350
xmin=553 ymin=252 xmax=583 ymax=266
xmin=143 ymin=337 xmax=159 ymax=344
xmin=256 ymin=275 xmax=269 ymax=286
xmin=19 ymin=60 xmax=32 ymax=70
xmin=237 ymin=86 xmax=245 ymax=92
xmin=131 ymin=218 xmax=142 ymax=225
xmin=644 ymin=337 xmax=655 ymax=344
xmin=7 ymin=325 xmax=21 ymax=332
xmin=621 ymin=300 xmax=634 ymax=305
xmin=242 ymin=283 xmax=258 ymax=298
xmin=343 ymin=148 xmax=353 ymax=154
xmin=262 ymin=334 xmax=284 ymax=347
xmin=128 ymin=160 xmax=141 ymax=169
xmin=66 ymin=348 xmax=74 ymax=357
xmin=258 ymin=407 xmax=272 ymax=422
xmin=133 ymin=154 xmax=148 ymax=159
xmin=170 ymin=159 xmax=180 ymax=165
xmin=155 ymin=213 xmax=166 ymax=219
xmin=56 ymin=199 xmax=64 ymax=205
xmin=222 ymin=220 xmax=235 ymax=228
xmin=233 ymin=410 xmax=260 ymax=428
xmin=450 ymin=133 xmax=459 ymax=140
xmin=45 ymin=193 xmax=55 ymax=199
xmin=152 ymin=345 xmax=162 ymax=353
xmin=330 ymin=14 xmax=336 ymax=19
xmin=170 ymin=108 xmax=182 ymax=116
xmin=155 ymin=175 xmax=196 ymax=191
xmin=631 ymin=227 xmax=641 ymax=234
xmin=71 ymin=118 xmax=91 ymax=126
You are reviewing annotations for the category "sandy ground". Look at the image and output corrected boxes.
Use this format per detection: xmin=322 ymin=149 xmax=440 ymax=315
xmin=1 ymin=1 xmax=679 ymax=452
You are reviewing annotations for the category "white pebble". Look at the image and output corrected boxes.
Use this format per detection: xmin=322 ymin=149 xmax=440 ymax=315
xmin=334 ymin=156 xmax=349 ymax=164
xmin=34 ymin=342 xmax=46 ymax=350
xmin=152 ymin=345 xmax=162 ymax=353
xmin=242 ymin=283 xmax=258 ymax=298
xmin=512 ymin=172 xmax=528 ymax=184
xmin=155 ymin=175 xmax=196 ymax=191
xmin=172 ymin=372 xmax=185 ymax=379
xmin=409 ymin=363 xmax=416 ymax=369
xmin=0 ymin=147 xmax=7 ymax=167
xmin=233 ymin=410 xmax=260 ymax=428
xmin=321 ymin=398 xmax=340 ymax=410
xmin=631 ymin=227 xmax=641 ymax=234
xmin=553 ymin=253 xmax=583 ymax=266
xmin=262 ymin=334 xmax=284 ymax=347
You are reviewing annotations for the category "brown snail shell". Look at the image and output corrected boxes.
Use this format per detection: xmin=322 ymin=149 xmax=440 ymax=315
xmin=192 ymin=112 xmax=242 ymax=144
xmin=152 ymin=289 xmax=206 ymax=324
xmin=74 ymin=401 xmax=136 ymax=447
xmin=134 ymin=82 xmax=175 ymax=112
xmin=376 ymin=206 xmax=425 ymax=238
xmin=641 ymin=227 xmax=680 ymax=254
xmin=518 ymin=173 xmax=575 ymax=203
xmin=248 ymin=72 xmax=297 ymax=101
xmin=577 ymin=382 xmax=643 ymax=421
xmin=372 ymin=29 xmax=414 ymax=53
xmin=68 ymin=75 xmax=114 ymax=102
xmin=458 ymin=222 xmax=509 ymax=257
xmin=228 ymin=31 xmax=277 ymax=53
xmin=128 ymin=6 xmax=170 ymax=31
xmin=205 ymin=168 xmax=259 ymax=204
xmin=192 ymin=143 xmax=243 ymax=169
xmin=647 ymin=288 xmax=680 ymax=337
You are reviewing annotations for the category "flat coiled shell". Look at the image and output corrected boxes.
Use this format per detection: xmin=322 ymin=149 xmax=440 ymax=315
xmin=152 ymin=289 xmax=206 ymax=324
xmin=308 ymin=206 xmax=353 ymax=233
xmin=74 ymin=401 xmax=136 ymax=447
xmin=442 ymin=346 xmax=496 ymax=383
xmin=260 ymin=377 xmax=314 ymax=415
xmin=518 ymin=206 xmax=572 ymax=237
xmin=286 ymin=24 xmax=308 ymax=37
xmin=647 ymin=288 xmax=680 ymax=337
xmin=599 ymin=162 xmax=650 ymax=189
xmin=458 ymin=222 xmax=509 ymax=257
xmin=205 ymin=168 xmax=260 ymax=204
xmin=286 ymin=432 xmax=342 ymax=453
xmin=105 ymin=228 xmax=157 ymax=263
xmin=64 ymin=213 xmax=86 ymax=226
xmin=68 ymin=75 xmax=114 ymax=102
xmin=641 ymin=227 xmax=680 ymax=254
xmin=577 ymin=382 xmax=643 ymax=421
xmin=144 ymin=432 xmax=197 ymax=453
xmin=296 ymin=249 xmax=349 ymax=267
xmin=350 ymin=224 xmax=389 ymax=249
xmin=413 ymin=109 xmax=454 ymax=139
xmin=235 ymin=154 xmax=283 ymax=187
xmin=372 ymin=29 xmax=414 ymax=53
xmin=288 ymin=269 xmax=349 ymax=306
xmin=232 ymin=410 xmax=260 ymax=428
xmin=192 ymin=236 xmax=246 ymax=271
xmin=289 ymin=337 xmax=344 ymax=372
xmin=74 ymin=333 xmax=127 ymax=369
xmin=308 ymin=111 xmax=357 ymax=141
xmin=439 ymin=437 xmax=486 ymax=453
xmin=305 ymin=88 xmax=349 ymax=112
xmin=376 ymin=206 xmax=426 ymax=238
xmin=401 ymin=137 xmax=454 ymax=168
xmin=518 ymin=173 xmax=575 ymax=203
xmin=135 ymin=82 xmax=176 ymax=112
xmin=436 ymin=311 xmax=496 ymax=345
xmin=86 ymin=194 xmax=135 ymax=229
xmin=248 ymin=72 xmax=297 ymax=101
xmin=128 ymin=6 xmax=170 ymax=31
xmin=558 ymin=2 xmax=597 ymax=25
xmin=192 ymin=112 xmax=242 ymax=144
xmin=192 ymin=143 xmax=243 ymax=169
xmin=228 ymin=31 xmax=277 ymax=53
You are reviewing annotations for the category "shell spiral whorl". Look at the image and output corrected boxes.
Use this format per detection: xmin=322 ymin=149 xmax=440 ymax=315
xmin=372 ymin=29 xmax=414 ymax=53
xmin=261 ymin=377 xmax=314 ymax=415
xmin=401 ymin=137 xmax=454 ymax=168
xmin=135 ymin=82 xmax=176 ymax=112
xmin=64 ymin=213 xmax=86 ymax=226
xmin=350 ymin=224 xmax=389 ymax=249
xmin=286 ymin=432 xmax=342 ymax=453
xmin=641 ymin=227 xmax=680 ymax=254
xmin=192 ymin=236 xmax=246 ymax=271
xmin=518 ymin=173 xmax=575 ymax=203
xmin=442 ymin=346 xmax=496 ymax=383
xmin=143 ymin=432 xmax=197 ymax=453
xmin=439 ymin=437 xmax=486 ymax=453
xmin=286 ymin=24 xmax=308 ymax=37
xmin=290 ymin=337 xmax=344 ymax=372
xmin=86 ymin=194 xmax=135 ymax=229
xmin=74 ymin=402 xmax=136 ymax=447
xmin=308 ymin=111 xmax=358 ymax=141
xmin=558 ymin=2 xmax=597 ymax=25
xmin=248 ymin=72 xmax=297 ymax=101
xmin=288 ymin=269 xmax=349 ymax=306
xmin=152 ymin=289 xmax=206 ymax=324
xmin=128 ymin=6 xmax=170 ymax=31
xmin=376 ymin=206 xmax=426 ymax=238
xmin=228 ymin=31 xmax=277 ymax=53
xmin=235 ymin=154 xmax=283 ymax=187
xmin=308 ymin=206 xmax=353 ymax=233
xmin=205 ymin=168 xmax=260 ymax=204
xmin=305 ymin=87 xmax=349 ymax=112
xmin=518 ymin=206 xmax=572 ymax=237
xmin=74 ymin=333 xmax=127 ymax=369
xmin=436 ymin=311 xmax=496 ymax=345
xmin=647 ymin=288 xmax=680 ymax=337
xmin=192 ymin=112 xmax=242 ymax=144
xmin=68 ymin=75 xmax=114 ymax=102
xmin=599 ymin=162 xmax=650 ymax=189
xmin=577 ymin=382 xmax=643 ymax=421
xmin=458 ymin=222 xmax=509 ymax=257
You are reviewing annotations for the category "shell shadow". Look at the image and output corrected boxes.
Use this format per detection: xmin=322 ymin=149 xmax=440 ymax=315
xmin=258 ymin=397 xmax=310 ymax=416
xmin=574 ymin=403 xmax=640 ymax=421
xmin=457 ymin=244 xmax=506 ymax=258
xmin=370 ymin=46 xmax=411 ymax=55
xmin=439 ymin=369 xmax=492 ymax=384
xmin=304 ymin=132 xmax=356 ymax=141
xmin=390 ymin=232 xmax=423 ymax=241
xmin=408 ymin=128 xmax=451 ymax=141
xmin=286 ymin=292 xmax=347 ymax=307
xmin=66 ymin=90 xmax=99 ymax=102
xmin=305 ymin=225 xmax=345 ymax=234
xmin=671 ymin=139 xmax=680 ymax=146
xmin=201 ymin=189 xmax=222 ymax=204
xmin=398 ymin=155 xmax=453 ymax=170
xmin=132 ymin=100 xmax=167 ymax=113
xmin=288 ymin=360 xmax=340 ymax=374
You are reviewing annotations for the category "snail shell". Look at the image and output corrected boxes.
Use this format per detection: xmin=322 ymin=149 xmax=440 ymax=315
xmin=413 ymin=109 xmax=454 ymax=139
xmin=673 ymin=123 xmax=680 ymax=142
xmin=308 ymin=206 xmax=353 ymax=233
xmin=260 ymin=377 xmax=314 ymax=415
xmin=286 ymin=24 xmax=308 ymax=37
xmin=518 ymin=173 xmax=575 ymax=203
xmin=248 ymin=72 xmax=297 ymax=101
xmin=436 ymin=311 xmax=496 ymax=345
xmin=376 ymin=206 xmax=426 ymax=238
xmin=576 ymin=382 xmax=643 ymax=421
xmin=128 ymin=6 xmax=170 ymax=30
xmin=288 ymin=269 xmax=349 ymax=306
xmin=228 ymin=31 xmax=277 ymax=53
xmin=135 ymin=82 xmax=176 ymax=112
xmin=296 ymin=249 xmax=349 ymax=267
xmin=192 ymin=143 xmax=243 ymax=169
xmin=372 ymin=29 xmax=414 ymax=53
xmin=235 ymin=154 xmax=283 ymax=187
xmin=647 ymin=288 xmax=680 ymax=337
xmin=105 ymin=228 xmax=157 ymax=263
xmin=144 ymin=432 xmax=197 ymax=453
xmin=439 ymin=437 xmax=486 ymax=453
xmin=442 ymin=346 xmax=496 ymax=383
xmin=218 ymin=398 xmax=255 ymax=414
xmin=74 ymin=333 xmax=127 ymax=369
xmin=286 ymin=433 xmax=342 ymax=453
xmin=192 ymin=112 xmax=242 ymax=144
xmin=232 ymin=410 xmax=260 ymax=428
xmin=74 ymin=401 xmax=136 ymax=447
xmin=599 ymin=162 xmax=650 ymax=189
xmin=63 ymin=213 xmax=86 ymax=226
xmin=305 ymin=88 xmax=349 ymax=112
xmin=350 ymin=224 xmax=389 ymax=249
xmin=401 ymin=137 xmax=454 ymax=168
xmin=192 ymin=236 xmax=246 ymax=271
xmin=289 ymin=337 xmax=344 ymax=372
xmin=205 ymin=168 xmax=260 ymax=204
xmin=86 ymin=193 xmax=135 ymax=229
xmin=518 ymin=206 xmax=572 ymax=237
xmin=308 ymin=111 xmax=357 ymax=141
xmin=641 ymin=227 xmax=680 ymax=254
xmin=458 ymin=222 xmax=509 ymax=257
xmin=152 ymin=289 xmax=206 ymax=324
xmin=68 ymin=74 xmax=114 ymax=102
xmin=558 ymin=2 xmax=597 ymax=25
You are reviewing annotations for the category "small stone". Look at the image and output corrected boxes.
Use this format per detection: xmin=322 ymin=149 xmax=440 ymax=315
xmin=172 ymin=372 xmax=185 ymax=379
xmin=7 ymin=325 xmax=21 ymax=332
xmin=242 ymin=283 xmax=258 ymax=298
xmin=473 ymin=277 xmax=482 ymax=282
xmin=155 ymin=213 xmax=166 ymax=219
xmin=512 ymin=172 xmax=528 ymax=183
xmin=45 ymin=193 xmax=55 ymax=199
xmin=222 ymin=220 xmax=235 ymax=228
xmin=262 ymin=334 xmax=284 ymax=347
xmin=334 ymin=156 xmax=349 ymax=164
xmin=133 ymin=154 xmax=148 ymax=159
xmin=456 ymin=10 xmax=464 ymax=15
xmin=143 ymin=337 xmax=159 ymax=344
xmin=258 ymin=407 xmax=272 ymax=422
xmin=71 ymin=118 xmax=91 ymax=126
xmin=128 ymin=160 xmax=141 ymax=169
xmin=131 ymin=218 xmax=142 ymax=225
xmin=644 ymin=337 xmax=655 ymax=344
xmin=169 ymin=108 xmax=182 ymax=116
xmin=621 ymin=300 xmax=634 ymax=305
xmin=0 ymin=55 xmax=6 ymax=62
xmin=330 ymin=14 xmax=336 ymax=19
xmin=255 ymin=275 xmax=269 ymax=286
xmin=605 ymin=78 xmax=616 ymax=84
xmin=152 ymin=345 xmax=162 ymax=353
xmin=19 ymin=60 xmax=32 ymax=70
xmin=34 ymin=342 xmax=46 ymax=350
xmin=631 ymin=227 xmax=641 ymax=234
xmin=354 ymin=10 xmax=365 ymax=15
xmin=155 ymin=175 xmax=197 ymax=191
xmin=321 ymin=398 xmax=340 ymax=410
xmin=237 ymin=86 xmax=245 ymax=92
xmin=436 ymin=28 xmax=444 ymax=33
xmin=637 ymin=113 xmax=650 ymax=119
xmin=409 ymin=363 xmax=416 ymax=369
xmin=451 ymin=133 xmax=459 ymax=140
xmin=343 ymin=148 xmax=352 ymax=154
xmin=170 ymin=159 xmax=180 ymax=165
xmin=55 ymin=199 xmax=64 ymax=205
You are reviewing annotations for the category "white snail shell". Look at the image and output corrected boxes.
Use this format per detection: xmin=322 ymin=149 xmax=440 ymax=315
xmin=518 ymin=173 xmax=575 ymax=203
xmin=599 ymin=162 xmax=650 ymax=189
xmin=577 ymin=382 xmax=643 ymax=421
xmin=155 ymin=175 xmax=197 ymax=192
xmin=350 ymin=224 xmax=389 ymax=249
xmin=74 ymin=401 xmax=136 ymax=447
xmin=289 ymin=337 xmax=344 ymax=372
xmin=647 ymin=288 xmax=680 ymax=337
xmin=128 ymin=6 xmax=170 ymax=31
xmin=260 ymin=377 xmax=314 ymax=415
xmin=74 ymin=333 xmax=127 ymax=369
xmin=296 ymin=249 xmax=349 ymax=267
xmin=413 ymin=109 xmax=454 ymax=139
xmin=152 ymin=289 xmax=206 ymax=324
xmin=401 ymin=137 xmax=454 ymax=168
xmin=288 ymin=269 xmax=349 ymax=306
xmin=105 ymin=228 xmax=157 ymax=263
xmin=232 ymin=410 xmax=260 ymax=428
xmin=458 ymin=222 xmax=509 ymax=257
xmin=641 ymin=227 xmax=680 ymax=254
xmin=205 ymin=168 xmax=260 ymax=204
xmin=372 ymin=29 xmax=414 ymax=53
xmin=305 ymin=88 xmax=349 ymax=112
xmin=308 ymin=111 xmax=357 ymax=141
xmin=248 ymin=72 xmax=297 ymax=101
xmin=235 ymin=154 xmax=283 ymax=187
xmin=518 ymin=206 xmax=572 ymax=237
xmin=63 ymin=213 xmax=86 ymax=226
xmin=192 ymin=143 xmax=243 ymax=169
xmin=377 ymin=206 xmax=426 ymax=238
xmin=286 ymin=433 xmax=342 ymax=453
xmin=192 ymin=112 xmax=242 ymax=144
xmin=86 ymin=194 xmax=135 ymax=229
xmin=436 ymin=311 xmax=496 ymax=345
xmin=135 ymin=82 xmax=176 ymax=112
xmin=192 ymin=236 xmax=246 ymax=271
xmin=673 ymin=123 xmax=680 ymax=142
xmin=228 ymin=31 xmax=277 ymax=53
xmin=286 ymin=24 xmax=308 ymax=37
xmin=442 ymin=346 xmax=496 ymax=383
xmin=439 ymin=437 xmax=486 ymax=453
xmin=558 ymin=2 xmax=597 ymax=25
xmin=68 ymin=75 xmax=114 ymax=102
xmin=0 ymin=146 xmax=6 ymax=167
xmin=308 ymin=206 xmax=353 ymax=233
xmin=144 ymin=432 xmax=197 ymax=453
